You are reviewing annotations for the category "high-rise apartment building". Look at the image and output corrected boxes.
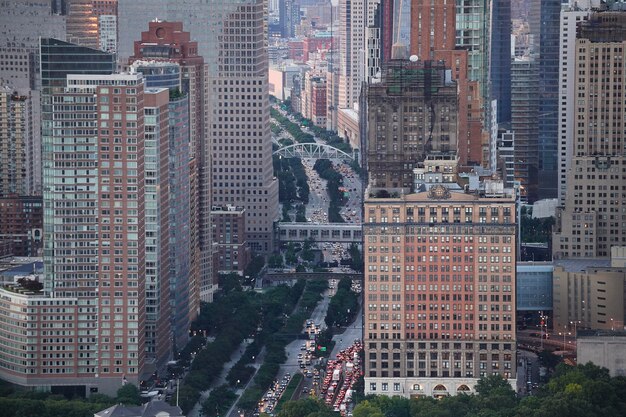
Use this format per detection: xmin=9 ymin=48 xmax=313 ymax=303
xmin=120 ymin=0 xmax=281 ymax=256
xmin=143 ymin=88 xmax=172 ymax=371
xmin=553 ymin=10 xmax=626 ymax=260
xmin=128 ymin=21 xmax=213 ymax=299
xmin=365 ymin=59 xmax=458 ymax=190
xmin=129 ymin=22 xmax=204 ymax=161
xmin=131 ymin=59 xmax=196 ymax=350
xmin=557 ymin=0 xmax=600 ymax=205
xmin=363 ymin=174 xmax=518 ymax=396
xmin=40 ymin=73 xmax=148 ymax=393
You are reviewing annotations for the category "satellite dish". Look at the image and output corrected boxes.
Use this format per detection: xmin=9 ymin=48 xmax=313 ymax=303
xmin=409 ymin=55 xmax=419 ymax=62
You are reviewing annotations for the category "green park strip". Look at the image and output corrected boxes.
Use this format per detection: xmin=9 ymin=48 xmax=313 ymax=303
xmin=273 ymin=373 xmax=304 ymax=415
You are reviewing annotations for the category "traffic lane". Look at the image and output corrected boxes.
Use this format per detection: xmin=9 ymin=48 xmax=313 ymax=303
xmin=330 ymin=306 xmax=363 ymax=358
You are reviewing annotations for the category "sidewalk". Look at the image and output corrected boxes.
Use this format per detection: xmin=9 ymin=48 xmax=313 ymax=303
xmin=187 ymin=339 xmax=253 ymax=417
xmin=225 ymin=348 xmax=267 ymax=417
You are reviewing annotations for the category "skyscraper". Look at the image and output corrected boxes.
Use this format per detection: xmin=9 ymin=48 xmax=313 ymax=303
xmin=39 ymin=73 xmax=149 ymax=394
xmin=490 ymin=0 xmax=512 ymax=125
xmin=128 ymin=21 xmax=213 ymax=300
xmin=204 ymin=0 xmax=279 ymax=253
xmin=365 ymin=59 xmax=458 ymax=190
xmin=143 ymin=88 xmax=173 ymax=371
xmin=511 ymin=57 xmax=540 ymax=202
xmin=119 ymin=0 xmax=280 ymax=256
xmin=553 ymin=10 xmax=626 ymax=259
xmin=0 ymin=89 xmax=37 ymax=196
xmin=533 ymin=0 xmax=560 ymax=200
xmin=130 ymin=59 xmax=196 ymax=351
xmin=557 ymin=0 xmax=600 ymax=205
xmin=338 ymin=0 xmax=366 ymax=110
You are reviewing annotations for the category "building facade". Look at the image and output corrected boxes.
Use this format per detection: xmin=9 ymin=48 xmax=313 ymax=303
xmin=553 ymin=10 xmax=626 ymax=259
xmin=65 ymin=0 xmax=99 ymax=49
xmin=553 ymin=247 xmax=626 ymax=332
xmin=516 ymin=262 xmax=553 ymax=312
xmin=557 ymin=0 xmax=600 ymax=205
xmin=211 ymin=206 xmax=250 ymax=275
xmin=510 ymin=57 xmax=540 ymax=202
xmin=365 ymin=60 xmax=458 ymax=190
xmin=363 ymin=180 xmax=517 ymax=397
xmin=0 ymin=89 xmax=38 ymax=196
xmin=39 ymin=73 xmax=149 ymax=394
xmin=0 ymin=196 xmax=43 ymax=257
xmin=143 ymin=88 xmax=172 ymax=371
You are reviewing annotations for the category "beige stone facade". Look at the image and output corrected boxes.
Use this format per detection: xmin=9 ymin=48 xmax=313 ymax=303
xmin=553 ymin=248 xmax=626 ymax=332
xmin=553 ymin=12 xmax=626 ymax=259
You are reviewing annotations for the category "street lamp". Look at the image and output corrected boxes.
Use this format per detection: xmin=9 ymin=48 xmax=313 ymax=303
xmin=570 ymin=320 xmax=580 ymax=336
xmin=611 ymin=318 xmax=615 ymax=331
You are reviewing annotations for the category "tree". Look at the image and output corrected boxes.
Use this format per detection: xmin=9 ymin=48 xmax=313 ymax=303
xmin=116 ymin=383 xmax=141 ymax=405
xmin=245 ymin=255 xmax=265 ymax=279
xmin=218 ymin=273 xmax=242 ymax=293
xmin=277 ymin=398 xmax=336 ymax=417
xmin=268 ymin=253 xmax=284 ymax=268
xmin=352 ymin=401 xmax=384 ymax=417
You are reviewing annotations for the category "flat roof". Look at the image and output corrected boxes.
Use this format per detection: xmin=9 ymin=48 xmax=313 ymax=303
xmin=554 ymin=258 xmax=612 ymax=273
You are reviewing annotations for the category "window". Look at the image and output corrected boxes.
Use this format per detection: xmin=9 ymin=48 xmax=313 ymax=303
xmin=370 ymin=383 xmax=377 ymax=391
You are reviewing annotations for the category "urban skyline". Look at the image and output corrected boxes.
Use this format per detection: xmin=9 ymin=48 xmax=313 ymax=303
xmin=0 ymin=1 xmax=625 ymax=415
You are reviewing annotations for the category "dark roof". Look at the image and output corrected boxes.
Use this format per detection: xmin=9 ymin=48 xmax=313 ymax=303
xmin=578 ymin=330 xmax=626 ymax=338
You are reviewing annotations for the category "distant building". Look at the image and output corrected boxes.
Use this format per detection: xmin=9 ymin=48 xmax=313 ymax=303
xmin=365 ymin=59 xmax=458 ymax=190
xmin=553 ymin=247 xmax=626 ymax=332
xmin=98 ymin=15 xmax=117 ymax=53
xmin=557 ymin=0 xmax=600 ymax=204
xmin=0 ymin=196 xmax=43 ymax=257
xmin=510 ymin=57 xmax=540 ymax=202
xmin=211 ymin=205 xmax=250 ymax=276
xmin=66 ymin=0 xmax=99 ymax=49
xmin=516 ymin=262 xmax=553 ymax=311
xmin=577 ymin=330 xmax=626 ymax=377
xmin=496 ymin=130 xmax=515 ymax=188
xmin=0 ymin=89 xmax=40 ymax=196
xmin=553 ymin=9 xmax=626 ymax=259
